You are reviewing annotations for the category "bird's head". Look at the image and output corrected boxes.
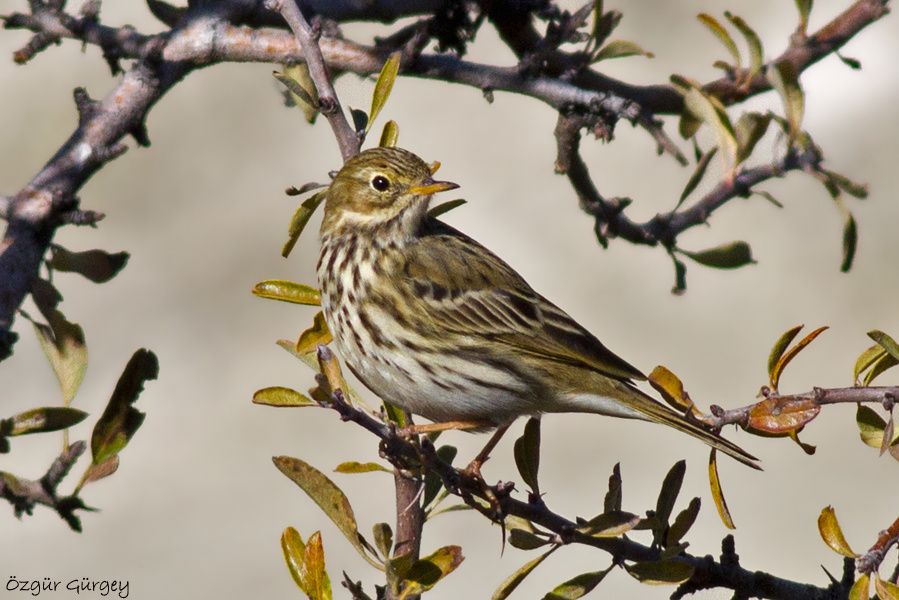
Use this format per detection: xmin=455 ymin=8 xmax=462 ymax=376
xmin=321 ymin=147 xmax=458 ymax=238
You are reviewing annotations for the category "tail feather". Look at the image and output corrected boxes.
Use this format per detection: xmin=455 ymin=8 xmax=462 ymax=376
xmin=563 ymin=386 xmax=760 ymax=470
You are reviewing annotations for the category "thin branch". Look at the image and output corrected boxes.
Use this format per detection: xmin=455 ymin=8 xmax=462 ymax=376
xmin=319 ymin=387 xmax=845 ymax=600
xmin=857 ymin=516 xmax=899 ymax=575
xmin=699 ymin=386 xmax=899 ymax=430
xmin=0 ymin=440 xmax=89 ymax=531
xmin=266 ymin=0 xmax=360 ymax=161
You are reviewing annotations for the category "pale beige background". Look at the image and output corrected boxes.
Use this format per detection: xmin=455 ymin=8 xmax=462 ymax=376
xmin=1 ymin=1 xmax=897 ymax=599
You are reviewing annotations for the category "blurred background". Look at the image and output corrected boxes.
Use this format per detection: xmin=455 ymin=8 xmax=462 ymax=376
xmin=1 ymin=1 xmax=897 ymax=598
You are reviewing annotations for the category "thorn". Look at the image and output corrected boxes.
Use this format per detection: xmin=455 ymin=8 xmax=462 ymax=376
xmin=73 ymin=87 xmax=99 ymax=124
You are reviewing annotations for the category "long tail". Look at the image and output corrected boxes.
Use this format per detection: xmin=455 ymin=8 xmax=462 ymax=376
xmin=563 ymin=384 xmax=760 ymax=470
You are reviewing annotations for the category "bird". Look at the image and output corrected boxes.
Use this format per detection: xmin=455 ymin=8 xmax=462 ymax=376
xmin=315 ymin=146 xmax=758 ymax=472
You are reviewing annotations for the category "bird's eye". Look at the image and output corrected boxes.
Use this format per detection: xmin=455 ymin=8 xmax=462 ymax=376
xmin=371 ymin=175 xmax=390 ymax=192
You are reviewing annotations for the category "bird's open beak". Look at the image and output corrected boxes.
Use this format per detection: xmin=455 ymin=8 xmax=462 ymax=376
xmin=408 ymin=178 xmax=459 ymax=196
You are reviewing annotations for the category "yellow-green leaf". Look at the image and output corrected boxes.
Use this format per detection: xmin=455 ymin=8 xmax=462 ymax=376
xmin=272 ymin=456 xmax=382 ymax=569
xmin=698 ymin=14 xmax=740 ymax=68
xmin=708 ymin=450 xmax=735 ymax=529
xmin=795 ymin=0 xmax=812 ymax=32
xmin=734 ymin=112 xmax=771 ymax=164
xmin=253 ymin=386 xmax=316 ymax=407
xmin=276 ymin=65 xmax=319 ymax=123
xmin=514 ymin=417 xmax=541 ymax=493
xmin=655 ymin=460 xmax=685 ymax=533
xmin=648 ymin=366 xmax=699 ymax=416
xmin=509 ymin=528 xmax=550 ymax=550
xmin=32 ymin=312 xmax=87 ymax=406
xmin=9 ymin=407 xmax=88 ymax=436
xmin=677 ymin=147 xmax=717 ymax=209
xmin=282 ymin=527 xmax=308 ymax=593
xmin=252 ymin=280 xmax=321 ymax=305
xmin=368 ymin=52 xmax=401 ymax=133
xmin=334 ymin=461 xmax=391 ymax=474
xmin=399 ymin=545 xmax=464 ymax=598
xmin=379 ymin=120 xmax=399 ymax=148
xmin=854 ymin=344 xmax=886 ymax=384
xmin=817 ymin=506 xmax=857 ymax=557
xmin=373 ymin=523 xmax=393 ymax=559
xmin=725 ymin=12 xmax=763 ymax=78
xmin=542 ymin=565 xmax=613 ymax=600
xmin=875 ymin=576 xmax=899 ymax=600
xmin=849 ymin=573 xmax=870 ymax=600
xmin=682 ymin=86 xmax=738 ymax=175
xmin=771 ymin=326 xmax=829 ymax=390
xmin=681 ymin=241 xmax=755 ymax=269
xmin=856 ymin=405 xmax=898 ymax=450
xmin=578 ymin=511 xmax=641 ymax=538
xmin=428 ymin=199 xmax=468 ymax=218
xmin=283 ymin=191 xmax=327 ymax=258
xmin=594 ymin=39 xmax=653 ymax=61
xmin=767 ymin=325 xmax=803 ymax=384
xmin=625 ymin=560 xmax=694 ymax=585
xmin=47 ymin=247 xmax=129 ymax=283
xmin=769 ymin=60 xmax=804 ymax=142
xmin=296 ymin=312 xmax=333 ymax=354
xmin=666 ymin=497 xmax=701 ymax=547
xmin=491 ymin=549 xmax=554 ymax=600
xmin=863 ymin=352 xmax=899 ymax=386
xmin=868 ymin=330 xmax=899 ymax=362
xmin=90 ymin=349 xmax=158 ymax=465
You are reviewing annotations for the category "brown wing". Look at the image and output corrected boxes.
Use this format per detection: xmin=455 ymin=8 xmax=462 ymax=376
xmin=399 ymin=219 xmax=646 ymax=382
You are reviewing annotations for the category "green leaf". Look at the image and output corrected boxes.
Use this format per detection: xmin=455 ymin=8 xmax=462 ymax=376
xmin=767 ymin=325 xmax=803 ymax=383
xmin=509 ymin=528 xmax=550 ymax=550
xmin=708 ymin=450 xmax=735 ymax=529
xmin=275 ymin=66 xmax=319 ymax=123
xmin=47 ymin=247 xmax=129 ymax=283
xmin=379 ymin=120 xmax=399 ymax=148
xmin=868 ymin=330 xmax=899 ymax=362
xmin=817 ymin=506 xmax=857 ymax=557
xmin=725 ymin=12 xmax=763 ymax=77
xmin=282 ymin=527 xmax=309 ymax=594
xmin=428 ymin=199 xmax=468 ymax=218
xmin=368 ymin=52 xmax=401 ymax=133
xmin=771 ymin=326 xmax=829 ymax=390
xmin=593 ymin=40 xmax=654 ymax=61
xmin=854 ymin=344 xmax=886 ymax=384
xmin=273 ymin=456 xmax=382 ymax=569
xmin=281 ymin=528 xmax=333 ymax=600
xmin=655 ymin=460 xmax=685 ymax=532
xmin=282 ymin=191 xmax=327 ymax=258
xmin=334 ymin=461 xmax=392 ymax=474
xmin=840 ymin=210 xmax=857 ymax=273
xmin=8 ymin=407 xmax=88 ymax=436
xmin=578 ymin=511 xmax=641 ymax=537
xmin=514 ymin=417 xmax=541 ymax=493
xmin=399 ymin=545 xmax=464 ymax=598
xmin=823 ymin=170 xmax=868 ymax=199
xmin=350 ymin=108 xmax=369 ymax=134
xmin=671 ymin=255 xmax=687 ymax=295
xmin=856 ymin=406 xmax=899 ymax=449
xmin=769 ymin=61 xmax=804 ymax=142
xmin=625 ymin=560 xmax=694 ymax=585
xmin=754 ymin=190 xmax=784 ymax=208
xmin=373 ymin=522 xmax=393 ymax=559
xmin=423 ymin=445 xmax=456 ymax=508
xmin=252 ymin=280 xmax=321 ymax=305
xmin=603 ymin=463 xmax=622 ymax=513
xmin=849 ymin=574 xmax=870 ymax=600
xmin=491 ymin=549 xmax=554 ymax=600
xmin=734 ymin=112 xmax=771 ymax=164
xmin=32 ymin=310 xmax=87 ymax=406
xmin=253 ymin=386 xmax=316 ymax=407
xmin=681 ymin=241 xmax=755 ymax=270
xmin=836 ymin=52 xmax=862 ymax=70
xmin=795 ymin=0 xmax=813 ymax=32
xmin=542 ymin=565 xmax=613 ymax=599
xmin=90 ymin=349 xmax=158 ymax=465
xmin=677 ymin=147 xmax=717 ymax=209
xmin=682 ymin=86 xmax=738 ymax=174
xmin=666 ymin=497 xmax=701 ymax=547
xmin=590 ymin=9 xmax=621 ymax=50
xmin=863 ymin=352 xmax=899 ymax=386
xmin=296 ymin=312 xmax=333 ymax=354
xmin=697 ymin=14 xmax=740 ymax=68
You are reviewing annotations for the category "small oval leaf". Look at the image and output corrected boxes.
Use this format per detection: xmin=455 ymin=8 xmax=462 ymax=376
xmin=47 ymin=247 xmax=130 ymax=284
xmin=10 ymin=407 xmax=89 ymax=436
xmin=541 ymin=565 xmax=613 ymax=600
xmin=681 ymin=241 xmax=755 ymax=269
xmin=875 ymin=576 xmax=899 ymax=600
xmin=282 ymin=191 xmax=327 ymax=258
xmin=296 ymin=312 xmax=333 ymax=354
xmin=747 ymin=397 xmax=820 ymax=434
xmin=769 ymin=60 xmax=804 ymax=142
xmin=593 ymin=39 xmax=654 ymax=61
xmin=697 ymin=14 xmax=741 ymax=68
xmin=849 ymin=573 xmax=870 ymax=600
xmin=400 ymin=545 xmax=464 ymax=596
xmin=334 ymin=461 xmax=391 ymax=474
xmin=625 ymin=560 xmax=694 ymax=585
xmin=817 ymin=506 xmax=857 ymax=558
xmin=253 ymin=386 xmax=316 ymax=407
xmin=379 ymin=120 xmax=399 ymax=148
xmin=253 ymin=280 xmax=321 ymax=305
xmin=514 ymin=417 xmax=541 ymax=493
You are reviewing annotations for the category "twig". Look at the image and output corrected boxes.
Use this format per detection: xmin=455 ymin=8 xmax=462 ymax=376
xmin=0 ymin=440 xmax=89 ymax=531
xmin=265 ymin=0 xmax=360 ymax=161
xmin=857 ymin=516 xmax=899 ymax=575
xmin=699 ymin=386 xmax=899 ymax=429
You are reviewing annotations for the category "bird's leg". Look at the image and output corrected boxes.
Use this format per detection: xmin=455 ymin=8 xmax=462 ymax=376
xmin=461 ymin=422 xmax=511 ymax=480
xmin=397 ymin=419 xmax=491 ymax=436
